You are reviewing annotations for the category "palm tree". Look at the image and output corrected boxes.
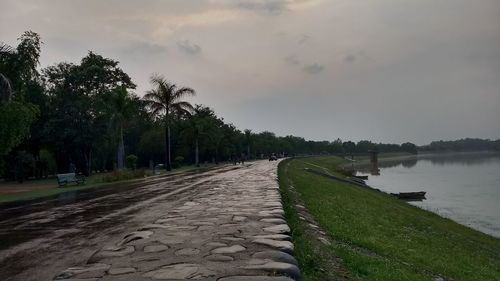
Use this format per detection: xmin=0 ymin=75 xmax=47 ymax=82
xmin=0 ymin=73 xmax=13 ymax=102
xmin=211 ymin=126 xmax=224 ymax=165
xmin=182 ymin=106 xmax=214 ymax=167
xmin=244 ymin=129 xmax=252 ymax=160
xmin=0 ymin=44 xmax=14 ymax=102
xmin=108 ymin=86 xmax=135 ymax=169
xmin=185 ymin=114 xmax=205 ymax=168
xmin=144 ymin=74 xmax=195 ymax=171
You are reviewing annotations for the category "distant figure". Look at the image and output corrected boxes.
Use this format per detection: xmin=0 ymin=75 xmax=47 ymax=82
xmin=241 ymin=153 xmax=246 ymax=165
xmin=269 ymin=153 xmax=277 ymax=161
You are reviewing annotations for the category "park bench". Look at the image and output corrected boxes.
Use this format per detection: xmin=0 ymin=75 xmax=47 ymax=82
xmin=56 ymin=173 xmax=85 ymax=187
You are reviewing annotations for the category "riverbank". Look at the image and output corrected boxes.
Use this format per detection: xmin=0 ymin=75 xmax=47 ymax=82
xmin=279 ymin=156 xmax=500 ymax=281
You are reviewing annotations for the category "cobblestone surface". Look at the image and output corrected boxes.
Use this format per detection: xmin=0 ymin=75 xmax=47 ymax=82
xmin=53 ymin=160 xmax=299 ymax=280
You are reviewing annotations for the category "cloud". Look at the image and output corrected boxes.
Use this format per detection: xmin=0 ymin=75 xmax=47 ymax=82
xmin=302 ymin=63 xmax=324 ymax=74
xmin=285 ymin=55 xmax=324 ymax=75
xmin=121 ymin=41 xmax=167 ymax=57
xmin=284 ymin=55 xmax=300 ymax=65
xmin=344 ymin=51 xmax=370 ymax=64
xmin=298 ymin=34 xmax=310 ymax=44
xmin=3 ymin=0 xmax=500 ymax=144
xmin=177 ymin=40 xmax=202 ymax=55
xmin=235 ymin=0 xmax=289 ymax=15
xmin=344 ymin=54 xmax=357 ymax=63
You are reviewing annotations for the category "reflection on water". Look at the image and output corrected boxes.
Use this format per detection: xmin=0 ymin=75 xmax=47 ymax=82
xmin=355 ymin=152 xmax=500 ymax=238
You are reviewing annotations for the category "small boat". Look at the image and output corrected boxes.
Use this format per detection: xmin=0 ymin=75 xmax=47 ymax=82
xmin=348 ymin=177 xmax=366 ymax=185
xmin=390 ymin=191 xmax=426 ymax=200
xmin=353 ymin=175 xmax=368 ymax=180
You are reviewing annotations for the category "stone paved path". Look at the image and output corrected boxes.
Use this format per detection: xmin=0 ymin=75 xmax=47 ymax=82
xmin=53 ymin=160 xmax=299 ymax=281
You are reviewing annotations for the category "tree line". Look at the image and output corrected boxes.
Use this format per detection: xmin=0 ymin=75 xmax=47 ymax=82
xmin=420 ymin=138 xmax=500 ymax=153
xmin=1 ymin=31 xmax=420 ymax=181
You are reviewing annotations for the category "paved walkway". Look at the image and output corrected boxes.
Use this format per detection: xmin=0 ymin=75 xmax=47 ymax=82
xmin=53 ymin=160 xmax=299 ymax=281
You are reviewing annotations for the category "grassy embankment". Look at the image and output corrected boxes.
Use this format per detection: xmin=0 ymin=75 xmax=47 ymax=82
xmin=279 ymin=156 xmax=500 ymax=281
xmin=0 ymin=164 xmax=214 ymax=204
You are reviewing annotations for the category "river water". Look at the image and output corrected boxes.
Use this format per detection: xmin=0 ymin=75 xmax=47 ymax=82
xmin=354 ymin=152 xmax=500 ymax=238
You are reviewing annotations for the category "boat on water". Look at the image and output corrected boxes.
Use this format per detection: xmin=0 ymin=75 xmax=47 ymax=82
xmin=391 ymin=191 xmax=426 ymax=200
xmin=348 ymin=177 xmax=366 ymax=185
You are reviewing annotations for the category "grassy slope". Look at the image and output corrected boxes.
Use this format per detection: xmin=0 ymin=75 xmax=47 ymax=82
xmin=279 ymin=157 xmax=500 ymax=281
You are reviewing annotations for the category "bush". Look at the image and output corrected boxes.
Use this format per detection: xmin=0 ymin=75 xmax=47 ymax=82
xmin=172 ymin=156 xmax=184 ymax=169
xmin=126 ymin=154 xmax=138 ymax=170
xmin=39 ymin=149 xmax=57 ymax=176
xmin=102 ymin=168 xmax=145 ymax=183
xmin=13 ymin=151 xmax=35 ymax=183
xmin=174 ymin=156 xmax=184 ymax=164
xmin=335 ymin=167 xmax=354 ymax=177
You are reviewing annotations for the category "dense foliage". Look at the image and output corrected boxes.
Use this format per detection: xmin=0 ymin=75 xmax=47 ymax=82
xmin=3 ymin=31 xmax=477 ymax=182
xmin=0 ymin=32 xmax=41 ymax=177
xmin=420 ymin=138 xmax=500 ymax=153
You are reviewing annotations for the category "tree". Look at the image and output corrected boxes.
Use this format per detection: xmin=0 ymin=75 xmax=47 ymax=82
xmin=208 ymin=116 xmax=226 ymax=164
xmin=106 ymin=86 xmax=137 ymax=169
xmin=126 ymin=154 xmax=138 ymax=170
xmin=0 ymin=31 xmax=42 ymax=97
xmin=138 ymin=126 xmax=165 ymax=165
xmin=0 ymin=44 xmax=14 ymax=102
xmin=189 ymin=110 xmax=204 ymax=167
xmin=43 ymin=52 xmax=135 ymax=175
xmin=356 ymin=140 xmax=376 ymax=153
xmin=331 ymin=138 xmax=344 ymax=154
xmin=0 ymin=73 xmax=13 ymax=102
xmin=0 ymin=32 xmax=41 ymax=173
xmin=0 ymin=101 xmax=38 ymax=156
xmin=144 ymin=74 xmax=195 ymax=171
xmin=343 ymin=141 xmax=356 ymax=154
xmin=244 ymin=129 xmax=252 ymax=159
xmin=401 ymin=142 xmax=418 ymax=154
xmin=181 ymin=106 xmax=221 ymax=167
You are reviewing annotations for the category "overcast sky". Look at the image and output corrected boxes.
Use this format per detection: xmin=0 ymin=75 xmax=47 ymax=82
xmin=2 ymin=0 xmax=499 ymax=145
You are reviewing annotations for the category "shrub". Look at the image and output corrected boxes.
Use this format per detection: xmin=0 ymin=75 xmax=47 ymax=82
xmin=126 ymin=154 xmax=138 ymax=170
xmin=39 ymin=149 xmax=57 ymax=176
xmin=102 ymin=168 xmax=145 ymax=183
xmin=335 ymin=167 xmax=354 ymax=177
xmin=172 ymin=156 xmax=184 ymax=169
xmin=8 ymin=151 xmax=36 ymax=183
xmin=174 ymin=156 xmax=184 ymax=164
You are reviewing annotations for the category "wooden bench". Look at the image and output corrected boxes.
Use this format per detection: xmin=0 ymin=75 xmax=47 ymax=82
xmin=56 ymin=173 xmax=85 ymax=187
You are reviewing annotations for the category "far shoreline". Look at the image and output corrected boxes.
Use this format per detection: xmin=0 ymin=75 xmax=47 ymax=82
xmin=348 ymin=150 xmax=500 ymax=168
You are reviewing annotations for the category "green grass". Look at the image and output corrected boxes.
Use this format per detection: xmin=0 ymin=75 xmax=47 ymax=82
xmin=279 ymin=156 xmax=500 ymax=281
xmin=0 ymin=164 xmax=215 ymax=204
xmin=0 ymin=183 xmax=102 ymax=204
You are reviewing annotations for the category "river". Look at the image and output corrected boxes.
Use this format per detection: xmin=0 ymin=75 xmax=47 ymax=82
xmin=354 ymin=152 xmax=500 ymax=238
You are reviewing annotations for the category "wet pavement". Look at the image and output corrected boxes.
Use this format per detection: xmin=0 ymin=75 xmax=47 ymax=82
xmin=0 ymin=161 xmax=299 ymax=281
xmin=0 ymin=166 xmax=236 ymax=252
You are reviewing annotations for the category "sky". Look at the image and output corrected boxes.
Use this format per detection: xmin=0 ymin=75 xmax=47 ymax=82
xmin=1 ymin=0 xmax=499 ymax=145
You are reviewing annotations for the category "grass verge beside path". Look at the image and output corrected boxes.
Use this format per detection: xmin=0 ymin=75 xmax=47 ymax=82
xmin=279 ymin=157 xmax=500 ymax=281
xmin=0 ymin=164 xmax=218 ymax=204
